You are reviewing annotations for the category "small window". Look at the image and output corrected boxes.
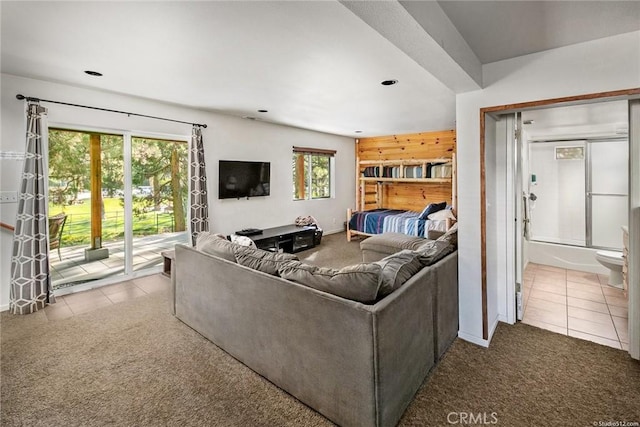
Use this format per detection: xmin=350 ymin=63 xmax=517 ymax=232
xmin=292 ymin=147 xmax=335 ymax=200
xmin=555 ymin=146 xmax=584 ymax=160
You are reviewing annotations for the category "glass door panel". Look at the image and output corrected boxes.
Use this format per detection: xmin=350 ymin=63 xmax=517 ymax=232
xmin=130 ymin=137 xmax=189 ymax=272
xmin=589 ymin=140 xmax=628 ymax=249
xmin=48 ymin=129 xmax=125 ymax=290
xmin=529 ymin=141 xmax=586 ymax=246
xmin=591 ymin=194 xmax=628 ymax=249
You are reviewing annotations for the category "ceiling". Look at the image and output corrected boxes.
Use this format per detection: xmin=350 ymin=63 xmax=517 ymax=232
xmin=523 ymin=100 xmax=629 ymax=140
xmin=438 ymin=1 xmax=640 ymax=64
xmin=1 ymin=1 xmax=638 ymax=138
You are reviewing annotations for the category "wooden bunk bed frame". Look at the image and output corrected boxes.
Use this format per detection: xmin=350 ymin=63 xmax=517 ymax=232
xmin=347 ymin=130 xmax=457 ymax=241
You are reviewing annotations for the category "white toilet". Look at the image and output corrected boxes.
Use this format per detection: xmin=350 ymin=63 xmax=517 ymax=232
xmin=595 ymin=250 xmax=624 ymax=288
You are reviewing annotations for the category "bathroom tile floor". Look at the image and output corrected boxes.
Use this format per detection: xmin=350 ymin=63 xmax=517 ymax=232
xmin=522 ymin=263 xmax=629 ymax=350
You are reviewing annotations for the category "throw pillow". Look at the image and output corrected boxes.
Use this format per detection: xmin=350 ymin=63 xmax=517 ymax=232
xmin=230 ymin=234 xmax=257 ymax=248
xmin=278 ymin=261 xmax=382 ymax=304
xmin=196 ymin=232 xmax=237 ymax=263
xmin=427 ymin=209 xmax=456 ymax=221
xmin=234 ymin=246 xmax=298 ymax=276
xmin=375 ymin=250 xmax=424 ymax=298
xmin=419 ymin=201 xmax=447 ymax=220
xmin=415 ymin=239 xmax=455 ymax=266
xmin=436 ymin=222 xmax=458 ymax=248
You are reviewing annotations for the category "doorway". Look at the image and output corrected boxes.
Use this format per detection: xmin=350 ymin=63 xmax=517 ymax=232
xmin=481 ymin=91 xmax=639 ymax=358
xmin=47 ymin=128 xmax=189 ymax=291
xmin=518 ymin=101 xmax=630 ymax=350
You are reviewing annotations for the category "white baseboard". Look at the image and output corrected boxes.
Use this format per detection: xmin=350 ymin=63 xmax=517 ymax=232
xmin=1 ymin=304 xmax=9 ymax=312
xmin=488 ymin=315 xmax=501 ymax=342
xmin=498 ymin=313 xmax=513 ymax=324
xmin=457 ymin=331 xmax=489 ymax=348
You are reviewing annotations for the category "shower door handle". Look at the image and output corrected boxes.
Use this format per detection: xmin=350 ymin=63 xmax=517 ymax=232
xmin=587 ymin=192 xmax=627 ymax=197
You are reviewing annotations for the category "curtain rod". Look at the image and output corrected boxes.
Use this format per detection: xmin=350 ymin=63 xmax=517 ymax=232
xmin=16 ymin=94 xmax=207 ymax=128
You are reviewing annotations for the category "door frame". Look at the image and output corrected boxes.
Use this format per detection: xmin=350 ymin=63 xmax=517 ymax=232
xmin=46 ymin=122 xmax=190 ymax=295
xmin=479 ymin=88 xmax=640 ymax=356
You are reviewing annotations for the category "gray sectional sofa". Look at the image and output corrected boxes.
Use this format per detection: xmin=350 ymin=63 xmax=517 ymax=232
xmin=172 ymin=231 xmax=458 ymax=427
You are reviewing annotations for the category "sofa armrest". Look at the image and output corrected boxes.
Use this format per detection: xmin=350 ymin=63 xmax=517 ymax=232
xmin=432 ymin=251 xmax=459 ymax=359
xmin=372 ymin=266 xmax=436 ymax=427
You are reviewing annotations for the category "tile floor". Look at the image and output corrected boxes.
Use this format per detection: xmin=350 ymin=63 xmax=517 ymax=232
xmin=522 ymin=263 xmax=629 ymax=350
xmin=42 ymin=274 xmax=170 ymax=321
xmin=50 ymin=232 xmax=187 ymax=289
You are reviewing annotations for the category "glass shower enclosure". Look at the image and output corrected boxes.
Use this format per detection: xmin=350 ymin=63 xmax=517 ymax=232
xmin=528 ymin=139 xmax=628 ymax=251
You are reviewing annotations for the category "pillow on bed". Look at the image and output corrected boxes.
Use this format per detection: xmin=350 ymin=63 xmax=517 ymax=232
xmin=427 ymin=208 xmax=456 ymax=221
xmin=419 ymin=202 xmax=447 ymax=220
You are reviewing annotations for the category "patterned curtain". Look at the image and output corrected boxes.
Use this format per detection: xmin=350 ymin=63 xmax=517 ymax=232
xmin=10 ymin=102 xmax=55 ymax=314
xmin=189 ymin=125 xmax=209 ymax=246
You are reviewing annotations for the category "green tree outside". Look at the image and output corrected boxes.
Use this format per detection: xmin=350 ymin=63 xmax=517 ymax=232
xmin=48 ymin=129 xmax=188 ymax=246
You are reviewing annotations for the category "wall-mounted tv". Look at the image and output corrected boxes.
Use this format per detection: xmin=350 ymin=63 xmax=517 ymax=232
xmin=218 ymin=160 xmax=271 ymax=199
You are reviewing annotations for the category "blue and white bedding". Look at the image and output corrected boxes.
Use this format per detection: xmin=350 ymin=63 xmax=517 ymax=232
xmin=348 ymin=209 xmax=447 ymax=237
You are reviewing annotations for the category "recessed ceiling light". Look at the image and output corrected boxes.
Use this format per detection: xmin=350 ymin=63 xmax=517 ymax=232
xmin=257 ymin=109 xmax=268 ymax=113
xmin=355 ymin=130 xmax=363 ymax=133
xmin=84 ymin=70 xmax=103 ymax=77
xmin=381 ymin=79 xmax=398 ymax=86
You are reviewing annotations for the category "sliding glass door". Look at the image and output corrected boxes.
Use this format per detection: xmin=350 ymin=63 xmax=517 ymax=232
xmin=48 ymin=128 xmax=189 ymax=290
xmin=589 ymin=140 xmax=628 ymax=249
xmin=528 ymin=141 xmax=587 ymax=246
xmin=528 ymin=139 xmax=628 ymax=250
xmin=130 ymin=137 xmax=189 ymax=272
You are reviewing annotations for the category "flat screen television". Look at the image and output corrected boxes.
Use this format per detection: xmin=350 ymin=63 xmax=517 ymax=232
xmin=218 ymin=160 xmax=271 ymax=199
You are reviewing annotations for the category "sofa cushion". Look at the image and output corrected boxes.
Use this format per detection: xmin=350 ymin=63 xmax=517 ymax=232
xmin=196 ymin=232 xmax=237 ymax=263
xmin=278 ymin=261 xmax=382 ymax=304
xmin=416 ymin=240 xmax=455 ymax=266
xmin=375 ymin=250 xmax=424 ymax=298
xmin=233 ymin=246 xmax=298 ymax=276
xmin=360 ymin=232 xmax=426 ymax=255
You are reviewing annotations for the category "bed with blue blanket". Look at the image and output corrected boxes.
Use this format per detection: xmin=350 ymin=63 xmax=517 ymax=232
xmin=347 ymin=208 xmax=448 ymax=240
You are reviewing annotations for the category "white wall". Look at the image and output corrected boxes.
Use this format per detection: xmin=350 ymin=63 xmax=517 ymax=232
xmin=0 ymin=74 xmax=355 ymax=310
xmin=456 ymin=31 xmax=640 ymax=347
xmin=210 ymin=115 xmax=354 ymax=236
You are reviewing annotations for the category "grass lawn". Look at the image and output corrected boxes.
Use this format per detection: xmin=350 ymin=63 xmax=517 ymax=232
xmin=50 ymin=197 xmax=179 ymax=246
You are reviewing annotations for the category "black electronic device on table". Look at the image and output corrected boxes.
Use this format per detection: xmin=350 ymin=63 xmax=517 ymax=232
xmin=235 ymin=228 xmax=263 ymax=236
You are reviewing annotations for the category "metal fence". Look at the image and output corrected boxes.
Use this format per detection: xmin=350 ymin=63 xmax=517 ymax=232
xmin=59 ymin=211 xmax=178 ymax=246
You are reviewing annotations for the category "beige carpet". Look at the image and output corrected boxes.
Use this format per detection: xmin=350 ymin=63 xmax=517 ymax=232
xmin=2 ymin=234 xmax=639 ymax=426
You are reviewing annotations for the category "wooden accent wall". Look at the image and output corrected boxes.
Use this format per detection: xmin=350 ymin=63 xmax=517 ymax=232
xmin=382 ymin=182 xmax=453 ymax=212
xmin=358 ymin=130 xmax=455 ymax=161
xmin=356 ymin=130 xmax=456 ymax=212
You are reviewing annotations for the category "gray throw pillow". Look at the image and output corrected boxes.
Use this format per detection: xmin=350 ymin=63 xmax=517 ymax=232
xmin=416 ymin=240 xmax=454 ymax=266
xmin=436 ymin=223 xmax=458 ymax=248
xmin=196 ymin=232 xmax=237 ymax=263
xmin=234 ymin=246 xmax=298 ymax=276
xmin=375 ymin=250 xmax=424 ymax=298
xmin=278 ymin=261 xmax=382 ymax=304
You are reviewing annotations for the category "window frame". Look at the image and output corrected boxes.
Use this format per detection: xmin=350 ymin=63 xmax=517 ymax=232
xmin=292 ymin=147 xmax=335 ymax=201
